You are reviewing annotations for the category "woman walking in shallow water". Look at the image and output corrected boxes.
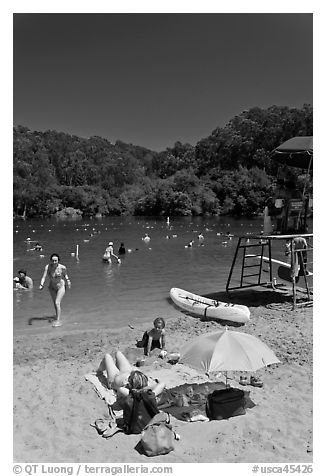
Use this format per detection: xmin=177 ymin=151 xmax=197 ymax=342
xmin=39 ymin=253 xmax=71 ymax=327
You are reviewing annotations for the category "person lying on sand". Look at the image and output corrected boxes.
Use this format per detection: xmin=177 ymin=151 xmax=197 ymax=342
xmin=136 ymin=317 xmax=166 ymax=356
xmin=97 ymin=351 xmax=165 ymax=399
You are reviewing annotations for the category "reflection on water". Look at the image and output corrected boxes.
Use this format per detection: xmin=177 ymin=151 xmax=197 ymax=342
xmin=103 ymin=261 xmax=121 ymax=285
xmin=14 ymin=288 xmax=34 ymax=305
xmin=13 ymin=215 xmax=312 ymax=336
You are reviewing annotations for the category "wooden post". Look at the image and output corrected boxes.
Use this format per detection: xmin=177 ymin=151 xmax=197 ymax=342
xmin=268 ymin=238 xmax=273 ymax=285
xmin=226 ymin=237 xmax=242 ymax=292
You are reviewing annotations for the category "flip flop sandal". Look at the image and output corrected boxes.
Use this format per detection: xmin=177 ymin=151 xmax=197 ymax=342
xmin=239 ymin=376 xmax=249 ymax=385
xmin=250 ymin=376 xmax=263 ymax=387
xmin=91 ymin=418 xmax=121 ymax=438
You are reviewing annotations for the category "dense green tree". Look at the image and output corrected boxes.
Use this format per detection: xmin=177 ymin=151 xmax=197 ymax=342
xmin=13 ymin=103 xmax=313 ymax=218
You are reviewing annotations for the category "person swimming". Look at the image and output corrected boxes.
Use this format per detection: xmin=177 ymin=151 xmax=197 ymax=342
xmin=142 ymin=233 xmax=151 ymax=242
xmin=14 ymin=269 xmax=33 ymax=290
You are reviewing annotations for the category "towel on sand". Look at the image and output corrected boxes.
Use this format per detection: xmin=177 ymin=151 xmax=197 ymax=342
xmin=85 ymin=372 xmax=116 ymax=405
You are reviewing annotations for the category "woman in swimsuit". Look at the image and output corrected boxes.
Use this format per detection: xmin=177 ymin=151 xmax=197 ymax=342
xmin=39 ymin=253 xmax=71 ymax=327
xmin=97 ymin=351 xmax=165 ymax=399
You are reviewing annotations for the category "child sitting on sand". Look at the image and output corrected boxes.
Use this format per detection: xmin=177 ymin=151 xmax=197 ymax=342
xmin=136 ymin=317 xmax=166 ymax=356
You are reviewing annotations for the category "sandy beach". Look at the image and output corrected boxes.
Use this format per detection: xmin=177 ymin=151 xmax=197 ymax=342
xmin=13 ymin=288 xmax=313 ymax=463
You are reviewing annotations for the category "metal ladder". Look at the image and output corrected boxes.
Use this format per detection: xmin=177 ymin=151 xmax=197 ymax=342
xmin=226 ymin=237 xmax=272 ymax=291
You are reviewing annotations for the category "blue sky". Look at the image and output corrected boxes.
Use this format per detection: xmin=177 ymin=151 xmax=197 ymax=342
xmin=13 ymin=13 xmax=312 ymax=151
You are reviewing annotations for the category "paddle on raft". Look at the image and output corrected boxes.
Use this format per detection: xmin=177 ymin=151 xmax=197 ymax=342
xmin=179 ymin=295 xmax=220 ymax=307
xmin=179 ymin=295 xmax=235 ymax=307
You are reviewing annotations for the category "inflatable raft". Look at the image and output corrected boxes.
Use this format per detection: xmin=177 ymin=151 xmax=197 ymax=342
xmin=169 ymin=287 xmax=250 ymax=324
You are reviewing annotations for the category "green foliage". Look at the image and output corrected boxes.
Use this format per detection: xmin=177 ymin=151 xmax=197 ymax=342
xmin=13 ymin=104 xmax=312 ymax=218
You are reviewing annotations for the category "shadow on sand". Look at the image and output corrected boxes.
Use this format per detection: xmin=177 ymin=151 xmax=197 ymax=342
xmin=204 ymin=287 xmax=293 ymax=308
xmin=28 ymin=315 xmax=56 ymax=325
xmin=156 ymin=381 xmax=256 ymax=421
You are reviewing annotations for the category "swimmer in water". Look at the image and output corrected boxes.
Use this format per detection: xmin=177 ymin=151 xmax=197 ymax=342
xmin=142 ymin=233 xmax=151 ymax=242
xmin=14 ymin=269 xmax=33 ymax=290
xmin=39 ymin=253 xmax=71 ymax=327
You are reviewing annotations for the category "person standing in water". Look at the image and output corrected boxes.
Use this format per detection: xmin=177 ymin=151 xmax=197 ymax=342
xmin=39 ymin=253 xmax=71 ymax=327
xmin=118 ymin=242 xmax=126 ymax=255
xmin=103 ymin=241 xmax=121 ymax=263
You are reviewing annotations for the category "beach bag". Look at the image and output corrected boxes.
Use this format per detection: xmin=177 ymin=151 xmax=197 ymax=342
xmin=206 ymin=388 xmax=246 ymax=420
xmin=140 ymin=412 xmax=176 ymax=457
xmin=124 ymin=389 xmax=160 ymax=434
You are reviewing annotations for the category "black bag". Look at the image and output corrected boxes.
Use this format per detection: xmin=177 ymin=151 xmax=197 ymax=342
xmin=124 ymin=389 xmax=160 ymax=434
xmin=206 ymin=388 xmax=246 ymax=420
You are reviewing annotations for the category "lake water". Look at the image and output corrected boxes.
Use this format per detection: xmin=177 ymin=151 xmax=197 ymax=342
xmin=13 ymin=215 xmax=294 ymax=336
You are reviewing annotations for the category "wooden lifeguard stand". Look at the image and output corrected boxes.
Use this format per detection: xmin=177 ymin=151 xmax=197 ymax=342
xmin=226 ymin=233 xmax=313 ymax=308
xmin=226 ymin=137 xmax=313 ymax=308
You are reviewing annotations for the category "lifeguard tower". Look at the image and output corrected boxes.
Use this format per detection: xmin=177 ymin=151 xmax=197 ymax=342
xmin=226 ymin=137 xmax=313 ymax=308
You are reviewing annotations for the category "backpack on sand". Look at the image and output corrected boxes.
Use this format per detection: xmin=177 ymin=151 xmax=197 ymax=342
xmin=124 ymin=389 xmax=160 ymax=435
xmin=140 ymin=412 xmax=178 ymax=457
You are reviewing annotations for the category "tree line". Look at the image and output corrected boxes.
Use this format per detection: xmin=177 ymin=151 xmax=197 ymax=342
xmin=13 ymin=104 xmax=313 ymax=218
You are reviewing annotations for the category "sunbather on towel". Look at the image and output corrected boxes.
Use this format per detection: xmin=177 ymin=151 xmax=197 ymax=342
xmin=97 ymin=351 xmax=165 ymax=399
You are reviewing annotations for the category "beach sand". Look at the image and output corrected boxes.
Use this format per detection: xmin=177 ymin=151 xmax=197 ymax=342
xmin=13 ymin=289 xmax=313 ymax=463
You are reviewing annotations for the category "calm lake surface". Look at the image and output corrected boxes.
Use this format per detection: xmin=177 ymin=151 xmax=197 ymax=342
xmin=13 ymin=215 xmax=293 ymax=336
